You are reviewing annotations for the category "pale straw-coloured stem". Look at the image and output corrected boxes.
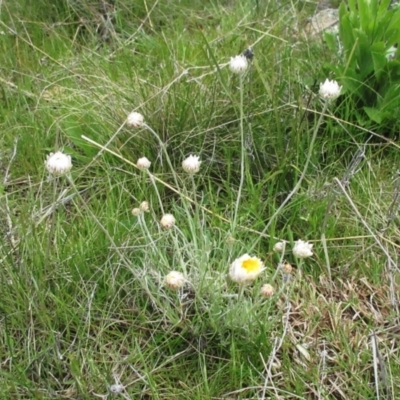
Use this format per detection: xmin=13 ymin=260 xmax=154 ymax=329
xmin=146 ymin=171 xmax=165 ymax=214
xmin=232 ymin=75 xmax=245 ymax=233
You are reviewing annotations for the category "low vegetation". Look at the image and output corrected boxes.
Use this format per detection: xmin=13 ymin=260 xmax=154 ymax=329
xmin=1 ymin=0 xmax=400 ymax=398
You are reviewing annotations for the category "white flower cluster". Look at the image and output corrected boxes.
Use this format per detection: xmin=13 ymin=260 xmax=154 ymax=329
xmin=229 ymin=55 xmax=249 ymax=74
xmin=292 ymin=239 xmax=313 ymax=258
xmin=126 ymin=111 xmax=144 ymax=128
xmin=132 ymin=201 xmax=150 ymax=217
xmin=137 ymin=156 xmax=151 ymax=170
xmin=45 ymin=151 xmax=72 ymax=176
xmin=319 ymin=79 xmax=342 ymax=101
xmin=110 ymin=383 xmax=124 ymax=394
xmin=164 ymin=271 xmax=185 ymax=290
xmin=182 ymin=154 xmax=201 ymax=174
xmin=160 ymin=213 xmax=175 ymax=229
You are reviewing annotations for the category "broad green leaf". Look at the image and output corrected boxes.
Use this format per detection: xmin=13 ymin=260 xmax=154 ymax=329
xmin=358 ymin=0 xmax=374 ymax=32
xmin=364 ymin=106 xmax=383 ymax=123
xmin=323 ymin=32 xmax=339 ymax=53
xmin=346 ymin=0 xmax=357 ymax=15
xmin=370 ymin=42 xmax=387 ymax=79
xmin=377 ymin=0 xmax=392 ymax=18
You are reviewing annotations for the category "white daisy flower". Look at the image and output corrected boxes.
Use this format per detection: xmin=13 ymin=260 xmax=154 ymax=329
xmin=229 ymin=254 xmax=265 ymax=283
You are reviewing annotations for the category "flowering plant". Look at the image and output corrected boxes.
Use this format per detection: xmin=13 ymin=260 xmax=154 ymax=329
xmin=324 ymin=0 xmax=400 ymax=126
xmin=229 ymin=254 xmax=265 ymax=284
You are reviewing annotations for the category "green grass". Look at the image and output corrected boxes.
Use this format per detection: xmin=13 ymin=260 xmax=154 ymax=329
xmin=1 ymin=0 xmax=400 ymax=399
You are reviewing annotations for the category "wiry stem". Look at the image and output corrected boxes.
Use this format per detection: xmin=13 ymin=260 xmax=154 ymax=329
xmin=232 ymin=75 xmax=245 ymax=233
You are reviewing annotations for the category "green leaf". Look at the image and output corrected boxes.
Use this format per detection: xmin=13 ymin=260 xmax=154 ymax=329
xmin=358 ymin=0 xmax=374 ymax=32
xmin=370 ymin=42 xmax=387 ymax=79
xmin=323 ymin=32 xmax=339 ymax=53
xmin=364 ymin=106 xmax=383 ymax=123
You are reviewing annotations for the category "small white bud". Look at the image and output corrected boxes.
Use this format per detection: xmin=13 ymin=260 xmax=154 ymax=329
xmin=165 ymin=271 xmax=185 ymax=290
xmin=127 ymin=111 xmax=144 ymax=128
xmin=282 ymin=262 xmax=293 ymax=274
xmin=110 ymin=383 xmax=124 ymax=394
xmin=137 ymin=157 xmax=151 ymax=170
xmin=261 ymin=284 xmax=275 ymax=297
xmin=160 ymin=213 xmax=175 ymax=229
xmin=139 ymin=201 xmax=149 ymax=212
xmin=132 ymin=208 xmax=141 ymax=216
xmin=273 ymin=241 xmax=285 ymax=253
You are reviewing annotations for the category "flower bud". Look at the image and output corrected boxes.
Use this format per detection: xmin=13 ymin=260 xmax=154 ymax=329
xmin=182 ymin=154 xmax=201 ymax=174
xmin=137 ymin=156 xmax=151 ymax=170
xmin=132 ymin=208 xmax=141 ymax=216
xmin=160 ymin=213 xmax=175 ymax=229
xmin=261 ymin=284 xmax=275 ymax=297
xmin=229 ymin=55 xmax=248 ymax=74
xmin=139 ymin=201 xmax=149 ymax=212
xmin=165 ymin=271 xmax=185 ymax=290
xmin=127 ymin=111 xmax=144 ymax=127
xmin=273 ymin=241 xmax=285 ymax=253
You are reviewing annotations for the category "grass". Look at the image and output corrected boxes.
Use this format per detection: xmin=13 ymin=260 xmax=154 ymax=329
xmin=1 ymin=0 xmax=400 ymax=399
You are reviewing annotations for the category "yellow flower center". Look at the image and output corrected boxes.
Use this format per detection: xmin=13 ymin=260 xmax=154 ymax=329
xmin=242 ymin=258 xmax=261 ymax=273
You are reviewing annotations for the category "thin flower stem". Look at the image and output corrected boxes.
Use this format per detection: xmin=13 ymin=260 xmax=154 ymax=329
xmin=232 ymin=75 xmax=245 ymax=233
xmin=237 ymin=284 xmax=245 ymax=303
xmin=147 ymin=171 xmax=165 ymax=214
xmin=189 ymin=174 xmax=200 ymax=249
xmin=138 ymin=214 xmax=158 ymax=253
xmin=144 ymin=124 xmax=199 ymax=238
xmin=144 ymin=123 xmax=182 ymax=193
xmin=167 ymin=228 xmax=187 ymax=275
xmin=296 ymin=258 xmax=304 ymax=278
xmin=249 ymin=101 xmax=329 ymax=252
xmin=45 ymin=177 xmax=59 ymax=265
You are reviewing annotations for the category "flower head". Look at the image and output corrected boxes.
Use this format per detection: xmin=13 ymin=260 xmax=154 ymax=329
xmin=132 ymin=208 xmax=142 ymax=217
xmin=273 ymin=241 xmax=285 ymax=253
xmin=110 ymin=383 xmax=124 ymax=394
xmin=319 ymin=79 xmax=342 ymax=101
xmin=139 ymin=201 xmax=149 ymax=212
xmin=127 ymin=111 xmax=144 ymax=128
xmin=45 ymin=151 xmax=72 ymax=176
xmin=137 ymin=156 xmax=151 ymax=170
xmin=261 ymin=284 xmax=275 ymax=298
xmin=386 ymin=45 xmax=397 ymax=61
xmin=229 ymin=55 xmax=248 ymax=74
xmin=165 ymin=271 xmax=185 ymax=290
xmin=229 ymin=254 xmax=265 ymax=284
xmin=292 ymin=240 xmax=313 ymax=259
xmin=182 ymin=154 xmax=201 ymax=174
xmin=160 ymin=213 xmax=175 ymax=229
xmin=282 ymin=262 xmax=293 ymax=274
